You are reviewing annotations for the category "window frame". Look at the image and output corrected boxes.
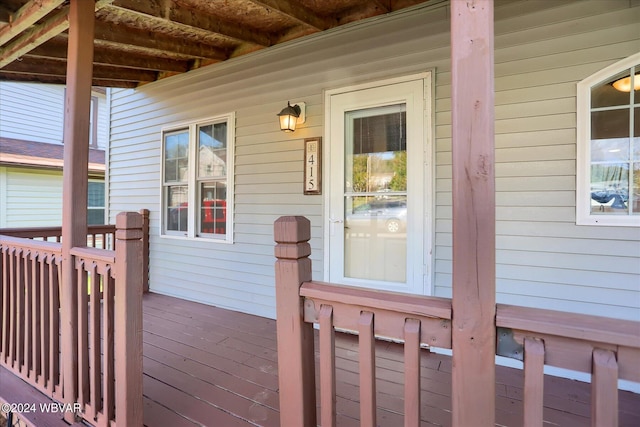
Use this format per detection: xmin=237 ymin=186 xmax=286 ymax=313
xmin=576 ymin=52 xmax=639 ymax=227
xmin=160 ymin=113 xmax=235 ymax=242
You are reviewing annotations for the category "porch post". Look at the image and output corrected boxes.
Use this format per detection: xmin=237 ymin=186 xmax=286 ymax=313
xmin=114 ymin=212 xmax=144 ymax=426
xmin=450 ymin=1 xmax=496 ymax=426
xmin=60 ymin=0 xmax=94 ymax=421
xmin=274 ymin=216 xmax=316 ymax=427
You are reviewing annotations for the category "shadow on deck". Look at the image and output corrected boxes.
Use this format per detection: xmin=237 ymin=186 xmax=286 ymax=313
xmin=141 ymin=293 xmax=640 ymax=427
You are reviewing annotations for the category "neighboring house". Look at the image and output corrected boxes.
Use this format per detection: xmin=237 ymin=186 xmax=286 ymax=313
xmin=0 ymin=82 xmax=108 ymax=227
xmin=108 ymin=0 xmax=640 ymax=325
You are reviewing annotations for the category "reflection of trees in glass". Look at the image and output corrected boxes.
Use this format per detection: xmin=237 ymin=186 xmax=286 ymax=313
xmin=351 ymin=154 xmax=368 ymax=193
xmin=389 ymin=151 xmax=407 ymax=191
xmin=351 ymin=151 xmax=407 ymax=193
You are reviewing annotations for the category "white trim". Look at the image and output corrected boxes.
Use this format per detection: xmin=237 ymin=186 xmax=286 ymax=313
xmin=104 ymin=88 xmax=111 ymax=224
xmin=576 ymin=52 xmax=640 ymax=227
xmin=159 ymin=112 xmax=235 ymax=243
xmin=323 ymin=72 xmax=433 ymax=295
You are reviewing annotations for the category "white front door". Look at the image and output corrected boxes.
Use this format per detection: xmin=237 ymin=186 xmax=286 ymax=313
xmin=326 ymin=74 xmax=431 ymax=294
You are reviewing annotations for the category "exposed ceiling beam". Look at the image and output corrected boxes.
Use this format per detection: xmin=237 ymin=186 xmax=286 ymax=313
xmin=250 ymin=0 xmax=336 ymax=31
xmin=2 ymin=56 xmax=157 ymax=83
xmin=0 ymin=0 xmax=113 ymax=69
xmin=0 ymin=70 xmax=139 ymax=88
xmin=250 ymin=0 xmax=336 ymax=33
xmin=110 ymin=0 xmax=272 ymax=48
xmin=0 ymin=0 xmax=65 ymax=46
xmin=28 ymin=36 xmax=191 ymax=73
xmin=93 ymin=20 xmax=229 ymax=61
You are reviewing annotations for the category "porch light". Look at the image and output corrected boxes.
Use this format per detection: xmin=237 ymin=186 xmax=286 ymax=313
xmin=277 ymin=101 xmax=305 ymax=132
xmin=612 ymin=73 xmax=640 ymax=92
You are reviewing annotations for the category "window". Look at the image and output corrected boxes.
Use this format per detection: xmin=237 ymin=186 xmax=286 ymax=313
xmin=162 ymin=114 xmax=234 ymax=241
xmin=577 ymin=53 xmax=639 ymax=227
xmin=87 ymin=181 xmax=105 ymax=225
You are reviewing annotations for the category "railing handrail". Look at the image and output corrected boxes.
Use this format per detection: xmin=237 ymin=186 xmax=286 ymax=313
xmin=70 ymin=246 xmax=116 ymax=264
xmin=497 ymin=303 xmax=640 ymax=349
xmin=301 ymin=280 xmax=452 ymax=320
xmin=0 ymin=234 xmax=62 ymax=253
xmin=0 ymin=224 xmax=116 ymax=239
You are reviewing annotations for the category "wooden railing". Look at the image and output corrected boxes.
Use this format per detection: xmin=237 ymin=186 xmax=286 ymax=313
xmin=0 ymin=236 xmax=62 ymax=398
xmin=0 ymin=224 xmax=116 ymax=248
xmin=0 ymin=211 xmax=145 ymax=426
xmin=274 ymin=216 xmax=640 ymax=427
xmin=0 ymin=209 xmax=149 ymax=292
xmin=496 ymin=304 xmax=640 ymax=427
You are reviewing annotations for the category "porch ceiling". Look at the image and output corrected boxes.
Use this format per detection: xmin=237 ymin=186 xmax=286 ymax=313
xmin=0 ymin=0 xmax=435 ymax=88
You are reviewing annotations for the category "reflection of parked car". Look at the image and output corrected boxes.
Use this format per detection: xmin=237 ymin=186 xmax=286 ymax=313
xmin=591 ymin=188 xmax=628 ymax=210
xmin=347 ymin=199 xmax=407 ymax=233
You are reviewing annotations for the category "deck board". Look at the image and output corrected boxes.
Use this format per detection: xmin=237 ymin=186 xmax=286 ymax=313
xmin=141 ymin=293 xmax=640 ymax=427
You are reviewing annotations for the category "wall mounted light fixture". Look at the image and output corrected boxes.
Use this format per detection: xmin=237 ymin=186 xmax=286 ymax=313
xmin=612 ymin=73 xmax=640 ymax=92
xmin=277 ymin=101 xmax=306 ymax=132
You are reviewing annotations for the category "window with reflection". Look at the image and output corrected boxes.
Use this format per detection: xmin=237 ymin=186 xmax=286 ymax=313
xmin=344 ymin=104 xmax=408 ymax=283
xmin=161 ymin=114 xmax=234 ymax=240
xmin=578 ymin=56 xmax=639 ymax=226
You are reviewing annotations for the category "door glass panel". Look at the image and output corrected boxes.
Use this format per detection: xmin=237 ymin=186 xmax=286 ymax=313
xmin=344 ymin=104 xmax=407 ymax=283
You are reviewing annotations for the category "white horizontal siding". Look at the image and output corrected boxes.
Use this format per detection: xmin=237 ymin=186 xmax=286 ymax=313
xmin=0 ymin=82 xmax=64 ymax=144
xmin=1 ymin=168 xmax=63 ymax=227
xmin=109 ymin=0 xmax=640 ymax=321
xmin=0 ymin=82 xmax=108 ymax=149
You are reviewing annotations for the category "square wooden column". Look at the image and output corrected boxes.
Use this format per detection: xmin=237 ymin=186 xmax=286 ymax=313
xmin=450 ymin=1 xmax=496 ymax=426
xmin=60 ymin=0 xmax=95 ymax=421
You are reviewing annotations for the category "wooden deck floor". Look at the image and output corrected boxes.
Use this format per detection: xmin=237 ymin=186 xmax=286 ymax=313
xmin=142 ymin=293 xmax=640 ymax=427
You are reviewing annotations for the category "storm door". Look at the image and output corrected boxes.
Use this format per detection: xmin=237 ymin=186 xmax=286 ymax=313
xmin=327 ymin=76 xmax=430 ymax=294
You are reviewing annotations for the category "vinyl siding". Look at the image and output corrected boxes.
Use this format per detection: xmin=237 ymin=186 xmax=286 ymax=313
xmin=0 ymin=168 xmax=63 ymax=227
xmin=108 ymin=0 xmax=640 ymax=321
xmin=0 ymin=82 xmax=109 ymax=149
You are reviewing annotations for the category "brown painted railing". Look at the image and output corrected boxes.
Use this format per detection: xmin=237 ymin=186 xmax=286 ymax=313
xmin=0 ymin=236 xmax=62 ymax=398
xmin=0 ymin=209 xmax=150 ymax=292
xmin=0 ymin=211 xmax=145 ymax=426
xmin=496 ymin=304 xmax=640 ymax=427
xmin=0 ymin=224 xmax=116 ymax=248
xmin=274 ymin=216 xmax=640 ymax=427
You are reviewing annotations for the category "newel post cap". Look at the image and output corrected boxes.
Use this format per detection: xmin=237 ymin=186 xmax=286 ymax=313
xmin=116 ymin=211 xmax=143 ymax=240
xmin=274 ymin=216 xmax=311 ymax=243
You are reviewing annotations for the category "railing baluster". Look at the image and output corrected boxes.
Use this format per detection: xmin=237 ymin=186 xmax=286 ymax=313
xmin=103 ymin=270 xmax=115 ymax=423
xmin=0 ymin=247 xmax=7 ymax=363
xmin=30 ymin=250 xmax=41 ymax=382
xmin=0 ymin=247 xmax=9 ymax=364
xmin=90 ymin=262 xmax=101 ymax=418
xmin=358 ymin=311 xmax=376 ymax=427
xmin=404 ymin=319 xmax=421 ymax=427
xmin=39 ymin=253 xmax=48 ymax=389
xmin=7 ymin=247 xmax=15 ymax=369
xmin=77 ymin=259 xmax=90 ymax=408
xmin=592 ymin=349 xmax=618 ymax=427
xmin=319 ymin=304 xmax=336 ymax=427
xmin=49 ymin=254 xmax=60 ymax=394
xmin=22 ymin=252 xmax=29 ymax=377
xmin=523 ymin=337 xmax=545 ymax=427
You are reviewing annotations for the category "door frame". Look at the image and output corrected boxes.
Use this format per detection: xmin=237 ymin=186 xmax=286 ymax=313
xmin=322 ymin=72 xmax=435 ymax=295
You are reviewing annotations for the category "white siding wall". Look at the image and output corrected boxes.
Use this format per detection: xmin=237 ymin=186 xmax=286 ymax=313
xmin=0 ymin=167 xmax=63 ymax=227
xmin=0 ymin=82 xmax=64 ymax=144
xmin=109 ymin=0 xmax=640 ymax=321
xmin=0 ymin=82 xmax=108 ymax=149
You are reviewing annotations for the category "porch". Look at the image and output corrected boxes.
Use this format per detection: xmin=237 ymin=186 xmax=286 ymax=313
xmin=5 ymin=291 xmax=638 ymax=427
xmin=140 ymin=293 xmax=640 ymax=427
